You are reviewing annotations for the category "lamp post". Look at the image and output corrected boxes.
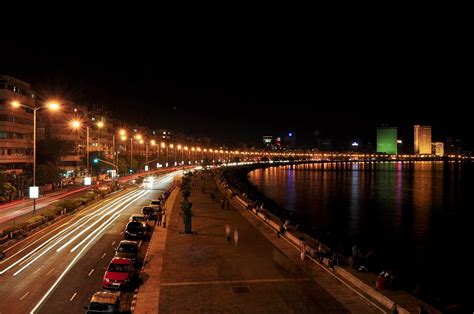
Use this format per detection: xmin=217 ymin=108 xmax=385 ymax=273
xmin=162 ymin=142 xmax=167 ymax=166
xmin=170 ymin=143 xmax=175 ymax=166
xmin=12 ymin=100 xmax=60 ymax=216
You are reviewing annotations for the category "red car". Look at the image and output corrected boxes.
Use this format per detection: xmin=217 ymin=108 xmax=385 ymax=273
xmin=102 ymin=257 xmax=135 ymax=290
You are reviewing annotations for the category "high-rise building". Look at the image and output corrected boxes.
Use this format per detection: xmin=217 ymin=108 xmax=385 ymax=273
xmin=432 ymin=142 xmax=444 ymax=157
xmin=414 ymin=125 xmax=432 ymax=154
xmin=263 ymin=136 xmax=272 ymax=148
xmin=0 ymin=75 xmax=35 ymax=171
xmin=376 ymin=127 xmax=397 ymax=154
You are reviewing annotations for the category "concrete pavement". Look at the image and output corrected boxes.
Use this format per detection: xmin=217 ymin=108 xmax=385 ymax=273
xmin=135 ymin=172 xmax=381 ymax=313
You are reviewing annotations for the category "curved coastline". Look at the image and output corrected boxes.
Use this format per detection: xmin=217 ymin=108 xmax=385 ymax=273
xmin=220 ymin=160 xmax=465 ymax=313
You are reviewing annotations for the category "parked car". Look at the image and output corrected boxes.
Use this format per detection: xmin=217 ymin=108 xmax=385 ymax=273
xmin=149 ymin=199 xmax=162 ymax=207
xmin=102 ymin=257 xmax=135 ymax=290
xmin=124 ymin=221 xmax=147 ymax=240
xmin=129 ymin=214 xmax=147 ymax=227
xmin=115 ymin=240 xmax=139 ymax=260
xmin=84 ymin=291 xmax=120 ymax=313
xmin=141 ymin=206 xmax=157 ymax=220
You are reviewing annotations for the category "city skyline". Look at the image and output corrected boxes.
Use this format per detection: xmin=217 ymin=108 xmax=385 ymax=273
xmin=0 ymin=38 xmax=471 ymax=149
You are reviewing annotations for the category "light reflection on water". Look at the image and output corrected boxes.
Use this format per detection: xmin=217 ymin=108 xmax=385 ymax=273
xmin=249 ymin=161 xmax=472 ymax=304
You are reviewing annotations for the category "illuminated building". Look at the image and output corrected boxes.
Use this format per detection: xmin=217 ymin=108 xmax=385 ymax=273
xmin=263 ymin=136 xmax=272 ymax=148
xmin=414 ymin=125 xmax=432 ymax=154
xmin=432 ymin=142 xmax=444 ymax=156
xmin=376 ymin=127 xmax=397 ymax=154
xmin=0 ymin=75 xmax=35 ymax=171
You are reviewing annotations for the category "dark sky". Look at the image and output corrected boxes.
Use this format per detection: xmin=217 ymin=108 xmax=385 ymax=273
xmin=1 ymin=26 xmax=471 ymax=149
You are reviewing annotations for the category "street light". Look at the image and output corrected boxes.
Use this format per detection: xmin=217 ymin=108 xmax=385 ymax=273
xmin=70 ymin=119 xmax=90 ymax=175
xmin=12 ymin=100 xmax=60 ymax=216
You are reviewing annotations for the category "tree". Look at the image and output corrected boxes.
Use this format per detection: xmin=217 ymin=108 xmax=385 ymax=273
xmin=117 ymin=156 xmax=129 ymax=174
xmin=181 ymin=172 xmax=194 ymax=234
xmin=6 ymin=173 xmax=31 ymax=199
xmin=37 ymin=138 xmax=74 ymax=165
xmin=36 ymin=163 xmax=62 ymax=186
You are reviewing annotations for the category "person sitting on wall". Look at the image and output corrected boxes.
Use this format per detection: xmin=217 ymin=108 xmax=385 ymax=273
xmin=277 ymin=220 xmax=289 ymax=238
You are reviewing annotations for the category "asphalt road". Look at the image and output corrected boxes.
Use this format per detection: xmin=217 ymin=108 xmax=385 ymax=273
xmin=0 ymin=170 xmax=181 ymax=314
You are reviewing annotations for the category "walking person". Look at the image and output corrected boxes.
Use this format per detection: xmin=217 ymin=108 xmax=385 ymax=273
xmin=299 ymin=237 xmax=306 ymax=260
xmin=233 ymin=225 xmax=239 ymax=246
xmin=225 ymin=224 xmax=231 ymax=243
xmin=157 ymin=210 xmax=162 ymax=226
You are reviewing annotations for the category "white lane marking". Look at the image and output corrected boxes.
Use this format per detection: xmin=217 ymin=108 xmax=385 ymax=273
xmin=111 ymin=241 xmax=115 ymax=246
xmin=20 ymin=292 xmax=30 ymax=301
xmin=101 ymin=253 xmax=106 ymax=259
xmin=1 ymin=189 xmax=134 ymax=256
xmin=88 ymin=269 xmax=94 ymax=276
xmin=1 ymin=190 xmax=140 ymax=274
xmin=8 ymin=190 xmax=145 ymax=276
xmin=47 ymin=268 xmax=55 ymax=276
xmin=69 ymin=191 xmax=148 ymax=253
xmin=56 ymin=190 xmax=145 ymax=252
xmin=69 ymin=292 xmax=77 ymax=301
xmin=30 ymin=188 xmax=154 ymax=314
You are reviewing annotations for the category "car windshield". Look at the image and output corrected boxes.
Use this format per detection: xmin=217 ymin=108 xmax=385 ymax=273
xmin=118 ymin=244 xmax=137 ymax=253
xmin=107 ymin=263 xmax=130 ymax=273
xmin=132 ymin=216 xmax=145 ymax=222
xmin=150 ymin=201 xmax=160 ymax=205
xmin=126 ymin=222 xmax=143 ymax=231
xmin=89 ymin=302 xmax=114 ymax=312
xmin=142 ymin=207 xmax=153 ymax=214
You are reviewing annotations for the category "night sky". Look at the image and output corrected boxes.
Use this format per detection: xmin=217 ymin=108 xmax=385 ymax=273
xmin=1 ymin=31 xmax=471 ymax=149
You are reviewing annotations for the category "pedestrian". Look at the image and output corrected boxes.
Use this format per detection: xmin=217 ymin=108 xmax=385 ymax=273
xmin=225 ymin=224 xmax=231 ymax=243
xmin=233 ymin=225 xmax=239 ymax=246
xmin=390 ymin=303 xmax=398 ymax=314
xmin=277 ymin=220 xmax=289 ymax=238
xmin=157 ymin=210 xmax=162 ymax=226
xmin=162 ymin=212 xmax=166 ymax=228
xmin=225 ymin=199 xmax=230 ymax=210
xmin=299 ymin=237 xmax=306 ymax=260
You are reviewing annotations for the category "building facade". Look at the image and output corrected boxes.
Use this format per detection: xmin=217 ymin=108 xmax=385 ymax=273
xmin=414 ymin=125 xmax=432 ymax=155
xmin=432 ymin=142 xmax=444 ymax=157
xmin=376 ymin=127 xmax=397 ymax=154
xmin=0 ymin=75 xmax=35 ymax=171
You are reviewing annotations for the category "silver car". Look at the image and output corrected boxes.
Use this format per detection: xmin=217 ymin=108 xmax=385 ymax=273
xmin=114 ymin=240 xmax=139 ymax=260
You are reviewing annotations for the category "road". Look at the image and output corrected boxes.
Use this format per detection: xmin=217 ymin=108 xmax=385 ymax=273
xmin=0 ymin=168 xmax=183 ymax=233
xmin=0 ymin=170 xmax=180 ymax=314
xmin=0 ymin=186 xmax=91 ymax=230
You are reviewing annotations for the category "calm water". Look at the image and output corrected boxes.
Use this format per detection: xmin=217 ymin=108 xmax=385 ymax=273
xmin=248 ymin=161 xmax=473 ymax=306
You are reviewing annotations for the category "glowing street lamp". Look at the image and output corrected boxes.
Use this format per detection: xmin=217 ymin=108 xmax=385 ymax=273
xmin=12 ymin=100 xmax=60 ymax=216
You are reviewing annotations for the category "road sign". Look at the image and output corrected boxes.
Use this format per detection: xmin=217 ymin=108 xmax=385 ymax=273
xmin=29 ymin=186 xmax=39 ymax=199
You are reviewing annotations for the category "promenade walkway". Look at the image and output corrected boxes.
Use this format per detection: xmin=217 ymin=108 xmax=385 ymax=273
xmin=134 ymin=172 xmax=382 ymax=313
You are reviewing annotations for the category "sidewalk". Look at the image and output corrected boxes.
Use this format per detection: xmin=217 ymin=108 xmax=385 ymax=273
xmin=136 ymin=173 xmax=382 ymax=313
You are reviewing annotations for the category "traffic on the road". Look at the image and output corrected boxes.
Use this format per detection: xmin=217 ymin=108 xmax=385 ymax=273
xmin=0 ymin=170 xmax=180 ymax=314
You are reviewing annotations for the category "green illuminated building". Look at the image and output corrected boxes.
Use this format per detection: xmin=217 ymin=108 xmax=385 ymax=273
xmin=376 ymin=127 xmax=397 ymax=154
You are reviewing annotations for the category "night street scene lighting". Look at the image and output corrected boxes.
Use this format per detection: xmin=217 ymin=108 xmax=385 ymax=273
xmin=0 ymin=29 xmax=472 ymax=314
